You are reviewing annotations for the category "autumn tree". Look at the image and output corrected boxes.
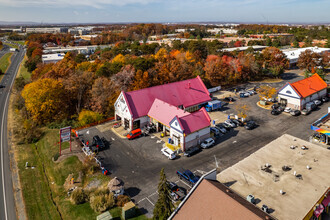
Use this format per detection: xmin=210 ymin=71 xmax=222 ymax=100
xmin=78 ymin=109 xmax=103 ymax=126
xmin=153 ymin=168 xmax=174 ymax=220
xmin=21 ymin=78 xmax=67 ymax=124
xmin=322 ymin=51 xmax=329 ymax=68
xmin=261 ymin=47 xmax=289 ymax=77
xmin=235 ymin=104 xmax=250 ymax=119
xmin=91 ymin=77 xmax=113 ymax=114
xmin=258 ymin=85 xmax=277 ymax=101
xmin=62 ymin=70 xmax=94 ymax=115
xmin=110 ymin=65 xmax=135 ymax=92
xmin=297 ymin=50 xmax=321 ymax=72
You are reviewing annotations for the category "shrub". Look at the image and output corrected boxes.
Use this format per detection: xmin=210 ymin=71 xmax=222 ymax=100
xmin=53 ymin=152 xmax=60 ymax=161
xmin=71 ymin=188 xmax=87 ymax=205
xmin=78 ymin=110 xmax=103 ymax=127
xmin=116 ymin=195 xmax=131 ymax=207
xmin=90 ymin=193 xmax=115 ymax=213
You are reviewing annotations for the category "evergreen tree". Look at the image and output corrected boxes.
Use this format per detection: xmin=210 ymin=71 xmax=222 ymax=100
xmin=153 ymin=168 xmax=174 ymax=220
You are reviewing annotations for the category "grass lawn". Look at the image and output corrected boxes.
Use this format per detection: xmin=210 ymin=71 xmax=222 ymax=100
xmin=4 ymin=42 xmax=19 ymax=49
xmin=18 ymin=56 xmax=30 ymax=80
xmin=0 ymin=52 xmax=12 ymax=73
xmin=13 ymin=41 xmax=25 ymax=46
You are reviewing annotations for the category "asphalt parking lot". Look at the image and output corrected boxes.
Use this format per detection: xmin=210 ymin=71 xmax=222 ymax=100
xmin=78 ymin=71 xmax=330 ymax=218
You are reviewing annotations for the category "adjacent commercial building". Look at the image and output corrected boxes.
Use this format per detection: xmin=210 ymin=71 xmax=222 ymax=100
xmin=169 ymin=170 xmax=273 ymax=220
xmin=41 ymin=53 xmax=65 ymax=64
xmin=114 ymin=76 xmax=212 ymax=151
xmin=282 ymin=47 xmax=330 ymax=68
xmin=277 ymin=73 xmax=328 ymax=110
xmin=26 ymin=27 xmax=68 ymax=34
xmin=217 ymin=134 xmax=330 ymax=220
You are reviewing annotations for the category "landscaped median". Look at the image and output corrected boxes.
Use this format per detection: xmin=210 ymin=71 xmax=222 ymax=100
xmin=0 ymin=52 xmax=12 ymax=80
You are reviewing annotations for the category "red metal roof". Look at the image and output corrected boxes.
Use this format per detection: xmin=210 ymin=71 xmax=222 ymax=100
xmin=124 ymin=76 xmax=211 ymax=119
xmin=179 ymin=107 xmax=210 ymax=135
xmin=147 ymin=99 xmax=190 ymax=127
xmin=290 ymin=74 xmax=327 ymax=98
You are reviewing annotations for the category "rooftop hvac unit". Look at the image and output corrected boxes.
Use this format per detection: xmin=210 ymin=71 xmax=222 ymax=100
xmin=246 ymin=194 xmax=255 ymax=204
xmin=262 ymin=204 xmax=269 ymax=213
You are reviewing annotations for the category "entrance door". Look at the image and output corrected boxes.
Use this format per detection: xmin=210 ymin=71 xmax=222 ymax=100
xmin=124 ymin=118 xmax=129 ymax=130
xmin=133 ymin=120 xmax=140 ymax=130
xmin=280 ymin=98 xmax=287 ymax=106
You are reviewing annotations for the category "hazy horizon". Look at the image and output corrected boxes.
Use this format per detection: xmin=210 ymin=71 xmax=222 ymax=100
xmin=0 ymin=0 xmax=329 ymax=24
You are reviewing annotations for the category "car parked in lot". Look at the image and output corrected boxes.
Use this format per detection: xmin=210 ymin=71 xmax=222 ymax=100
xmin=301 ymin=109 xmax=311 ymax=115
xmin=224 ymin=97 xmax=235 ymax=102
xmin=210 ymin=127 xmax=221 ymax=136
xmin=271 ymin=103 xmax=279 ymax=110
xmin=313 ymin=99 xmax=322 ymax=106
xmin=0 ymin=85 xmax=5 ymax=89
xmin=168 ymin=182 xmax=186 ymax=201
xmin=284 ymin=107 xmax=292 ymax=113
xmin=90 ymin=135 xmax=105 ymax=152
xmin=215 ymin=124 xmax=227 ymax=133
xmin=225 ymin=119 xmax=236 ymax=128
xmin=306 ymin=102 xmax=317 ymax=111
xmin=219 ymin=122 xmax=231 ymax=131
xmin=290 ymin=109 xmax=301 ymax=116
xmin=183 ymin=146 xmax=202 ymax=157
xmin=200 ymin=138 xmax=215 ymax=149
xmin=232 ymin=119 xmax=244 ymax=127
xmin=321 ymin=96 xmax=329 ymax=103
xmin=127 ymin=128 xmax=142 ymax=140
xmin=244 ymin=121 xmax=257 ymax=130
xmin=271 ymin=109 xmax=281 ymax=115
xmin=161 ymin=148 xmax=176 ymax=160
xmin=277 ymin=106 xmax=284 ymax=112
xmin=176 ymin=169 xmax=200 ymax=186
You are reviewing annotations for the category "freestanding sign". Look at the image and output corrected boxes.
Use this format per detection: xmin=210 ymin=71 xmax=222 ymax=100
xmin=59 ymin=126 xmax=72 ymax=156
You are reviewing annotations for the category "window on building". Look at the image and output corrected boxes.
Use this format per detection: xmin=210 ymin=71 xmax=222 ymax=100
xmin=286 ymin=90 xmax=292 ymax=94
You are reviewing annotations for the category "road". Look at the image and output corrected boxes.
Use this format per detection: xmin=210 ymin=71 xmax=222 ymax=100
xmin=0 ymin=47 xmax=25 ymax=220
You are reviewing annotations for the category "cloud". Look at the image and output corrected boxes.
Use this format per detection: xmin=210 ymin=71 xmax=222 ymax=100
xmin=0 ymin=0 xmax=158 ymax=8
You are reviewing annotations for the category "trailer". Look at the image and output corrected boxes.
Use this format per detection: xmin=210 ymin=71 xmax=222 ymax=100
xmin=205 ymin=100 xmax=222 ymax=112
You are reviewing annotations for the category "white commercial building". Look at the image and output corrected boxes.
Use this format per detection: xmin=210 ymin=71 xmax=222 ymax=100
xmin=42 ymin=53 xmax=65 ymax=64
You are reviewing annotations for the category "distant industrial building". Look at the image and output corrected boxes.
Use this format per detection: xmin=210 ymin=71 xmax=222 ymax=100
xmin=43 ymin=44 xmax=112 ymax=55
xmin=26 ymin=27 xmax=68 ymax=34
xmin=175 ymin=28 xmax=195 ymax=33
xmin=42 ymin=53 xmax=65 ymax=64
xmin=207 ymin=28 xmax=238 ymax=35
xmin=282 ymin=47 xmax=330 ymax=68
xmin=220 ymin=45 xmax=267 ymax=52
xmin=217 ymin=134 xmax=330 ymax=220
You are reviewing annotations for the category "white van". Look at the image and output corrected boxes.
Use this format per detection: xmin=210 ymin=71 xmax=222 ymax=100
xmin=161 ymin=148 xmax=176 ymax=160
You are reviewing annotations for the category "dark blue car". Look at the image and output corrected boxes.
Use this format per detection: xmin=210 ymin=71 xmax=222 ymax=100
xmin=176 ymin=169 xmax=200 ymax=186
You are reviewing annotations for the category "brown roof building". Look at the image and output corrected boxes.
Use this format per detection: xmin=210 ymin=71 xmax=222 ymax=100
xmin=170 ymin=171 xmax=273 ymax=220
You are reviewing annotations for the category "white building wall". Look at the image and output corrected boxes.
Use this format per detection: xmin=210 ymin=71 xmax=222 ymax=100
xmin=134 ymin=116 xmax=149 ymax=128
xmin=114 ymin=92 xmax=133 ymax=129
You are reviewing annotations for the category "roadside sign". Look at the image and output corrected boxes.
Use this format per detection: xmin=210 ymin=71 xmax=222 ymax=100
xmin=60 ymin=126 xmax=71 ymax=143
xmin=59 ymin=126 xmax=72 ymax=156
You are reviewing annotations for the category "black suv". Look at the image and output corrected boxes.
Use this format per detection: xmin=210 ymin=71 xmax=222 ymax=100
xmin=90 ymin=135 xmax=105 ymax=152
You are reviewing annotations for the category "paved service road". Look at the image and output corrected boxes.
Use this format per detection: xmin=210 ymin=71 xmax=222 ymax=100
xmin=0 ymin=47 xmax=25 ymax=220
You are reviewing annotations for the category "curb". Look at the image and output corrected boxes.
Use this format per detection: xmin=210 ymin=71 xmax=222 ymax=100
xmin=110 ymin=127 xmax=127 ymax=139
xmin=256 ymin=101 xmax=272 ymax=110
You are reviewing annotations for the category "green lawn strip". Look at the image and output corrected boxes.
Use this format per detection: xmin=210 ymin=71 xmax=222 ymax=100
xmin=13 ymin=41 xmax=25 ymax=46
xmin=0 ymin=52 xmax=12 ymax=82
xmin=4 ymin=42 xmax=19 ymax=49
xmin=0 ymin=52 xmax=12 ymax=73
xmin=57 ymin=200 xmax=97 ymax=220
xmin=18 ymin=56 xmax=31 ymax=80
xmin=17 ymin=143 xmax=61 ymax=220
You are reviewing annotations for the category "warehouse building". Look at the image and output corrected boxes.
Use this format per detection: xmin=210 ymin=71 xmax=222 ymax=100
xmin=277 ymin=73 xmax=328 ymax=110
xmin=41 ymin=53 xmax=65 ymax=64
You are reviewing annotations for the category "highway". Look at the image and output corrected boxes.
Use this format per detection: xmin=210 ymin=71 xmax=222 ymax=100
xmin=0 ymin=46 xmax=25 ymax=220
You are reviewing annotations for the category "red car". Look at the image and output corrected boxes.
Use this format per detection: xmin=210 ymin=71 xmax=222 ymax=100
xmin=127 ymin=128 xmax=142 ymax=140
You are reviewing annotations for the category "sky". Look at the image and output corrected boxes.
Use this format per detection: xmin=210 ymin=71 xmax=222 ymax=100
xmin=0 ymin=0 xmax=329 ymax=24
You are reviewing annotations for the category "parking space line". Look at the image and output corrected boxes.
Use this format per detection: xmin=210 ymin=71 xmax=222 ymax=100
xmin=179 ymin=179 xmax=192 ymax=188
xmin=137 ymin=198 xmax=146 ymax=204
xmin=146 ymin=197 xmax=155 ymax=206
xmin=148 ymin=192 xmax=158 ymax=197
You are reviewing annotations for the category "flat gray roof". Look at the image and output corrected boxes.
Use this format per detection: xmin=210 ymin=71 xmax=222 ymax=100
xmin=217 ymin=134 xmax=330 ymax=220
